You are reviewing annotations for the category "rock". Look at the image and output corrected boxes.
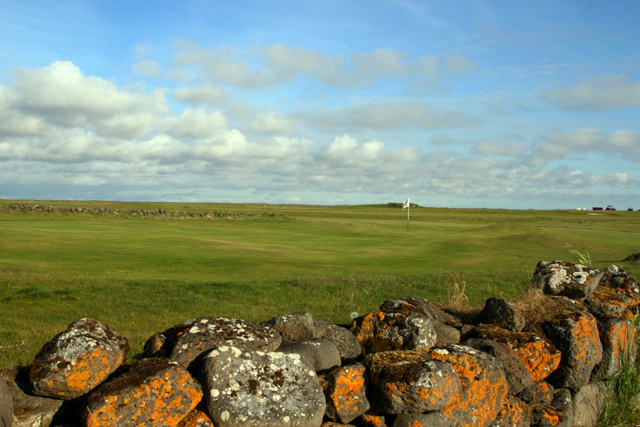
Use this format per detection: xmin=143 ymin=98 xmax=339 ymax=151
xmin=379 ymin=297 xmax=462 ymax=327
xmin=571 ymin=382 xmax=607 ymax=427
xmin=550 ymin=388 xmax=573 ymax=427
xmin=82 ymin=357 xmax=202 ymax=427
xmin=367 ymin=350 xmax=459 ymax=415
xmin=278 ymin=339 xmax=341 ymax=371
xmin=600 ymin=264 xmax=640 ymax=292
xmin=432 ymin=321 xmax=461 ymax=345
xmin=479 ymin=297 xmax=526 ymax=332
xmin=591 ymin=315 xmax=636 ymax=379
xmin=393 ymin=412 xmax=456 ymax=427
xmin=0 ymin=376 xmax=15 ymax=427
xmin=358 ymin=413 xmax=388 ymax=427
xmin=531 ymin=261 xmax=603 ymax=300
xmin=465 ymin=338 xmax=533 ymax=395
xmin=426 ymin=344 xmax=509 ymax=427
xmin=0 ymin=366 xmax=63 ymax=427
xmin=491 ymin=395 xmax=532 ymax=427
xmin=177 ymin=407 xmax=214 ymax=427
xmin=350 ymin=311 xmax=437 ymax=354
xmin=314 ymin=319 xmax=362 ymax=360
xmin=262 ymin=312 xmax=317 ymax=341
xmin=544 ymin=300 xmax=603 ymax=389
xmin=318 ymin=363 xmax=370 ymax=424
xmin=530 ymin=405 xmax=561 ymax=426
xmin=199 ymin=346 xmax=326 ymax=427
xmin=145 ymin=317 xmax=282 ymax=371
xmin=517 ymin=381 xmax=554 ymax=405
xmin=29 ymin=318 xmax=129 ymax=400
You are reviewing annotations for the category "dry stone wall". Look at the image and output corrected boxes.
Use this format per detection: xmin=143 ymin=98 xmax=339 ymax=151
xmin=1 ymin=260 xmax=639 ymax=427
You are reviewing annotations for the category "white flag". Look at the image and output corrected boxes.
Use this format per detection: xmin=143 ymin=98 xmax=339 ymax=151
xmin=403 ymin=198 xmax=410 ymax=209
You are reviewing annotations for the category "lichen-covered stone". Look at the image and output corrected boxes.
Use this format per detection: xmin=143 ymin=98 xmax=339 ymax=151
xmin=358 ymin=413 xmax=388 ymax=427
xmin=145 ymin=317 xmax=281 ymax=371
xmin=379 ymin=297 xmax=462 ymax=328
xmin=318 ymin=363 xmax=370 ymax=424
xmin=350 ymin=311 xmax=437 ymax=354
xmin=262 ymin=312 xmax=317 ymax=341
xmin=532 ymin=261 xmax=603 ymax=300
xmin=200 ymin=346 xmax=326 ymax=427
xmin=29 ymin=318 xmax=129 ymax=400
xmin=492 ymin=395 xmax=532 ymax=427
xmin=427 ymin=344 xmax=509 ymax=427
xmin=517 ymin=381 xmax=554 ymax=405
xmin=278 ymin=338 xmax=341 ymax=371
xmin=314 ymin=319 xmax=362 ymax=360
xmin=550 ymin=388 xmax=573 ymax=427
xmin=591 ymin=315 xmax=636 ymax=378
xmin=530 ymin=405 xmax=560 ymax=426
xmin=177 ymin=407 xmax=214 ymax=427
xmin=82 ymin=357 xmax=202 ymax=427
xmin=0 ymin=366 xmax=64 ymax=427
xmin=367 ymin=350 xmax=459 ymax=415
xmin=544 ymin=301 xmax=603 ymax=389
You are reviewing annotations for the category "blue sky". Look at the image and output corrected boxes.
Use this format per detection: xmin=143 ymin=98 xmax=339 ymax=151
xmin=1 ymin=1 xmax=639 ymax=209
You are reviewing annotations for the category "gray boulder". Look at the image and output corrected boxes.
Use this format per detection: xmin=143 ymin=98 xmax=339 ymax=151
xmin=262 ymin=312 xmax=317 ymax=341
xmin=314 ymin=319 xmax=362 ymax=360
xmin=532 ymin=261 xmax=603 ymax=300
xmin=571 ymin=382 xmax=607 ymax=427
xmin=277 ymin=338 xmax=341 ymax=371
xmin=479 ymin=297 xmax=526 ymax=332
xmin=350 ymin=311 xmax=437 ymax=354
xmin=200 ymin=346 xmax=326 ymax=427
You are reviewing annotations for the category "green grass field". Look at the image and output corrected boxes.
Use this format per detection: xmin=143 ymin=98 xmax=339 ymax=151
xmin=1 ymin=200 xmax=639 ymax=367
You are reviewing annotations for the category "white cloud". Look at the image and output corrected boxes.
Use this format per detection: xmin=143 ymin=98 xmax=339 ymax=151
xmin=132 ymin=60 xmax=162 ymax=78
xmin=250 ymin=111 xmax=297 ymax=135
xmin=172 ymin=85 xmax=225 ymax=105
xmin=545 ymin=74 xmax=640 ymax=111
xmin=156 ymin=109 xmax=228 ymax=139
xmin=474 ymin=139 xmax=527 ymax=156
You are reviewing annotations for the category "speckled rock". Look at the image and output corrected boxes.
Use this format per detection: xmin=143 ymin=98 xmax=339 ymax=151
xmin=426 ymin=344 xmax=509 ymax=427
xmin=145 ymin=317 xmax=282 ymax=371
xmin=465 ymin=338 xmax=533 ymax=395
xmin=550 ymin=388 xmax=573 ymax=427
xmin=491 ymin=395 xmax=532 ymax=427
xmin=367 ymin=350 xmax=459 ymax=415
xmin=200 ymin=346 xmax=326 ymax=427
xmin=82 ymin=357 xmax=202 ymax=427
xmin=379 ymin=297 xmax=462 ymax=327
xmin=532 ymin=261 xmax=603 ymax=300
xmin=177 ymin=407 xmax=214 ymax=427
xmin=1 ymin=366 xmax=63 ymax=427
xmin=543 ymin=299 xmax=603 ymax=389
xmin=278 ymin=338 xmax=341 ymax=371
xmin=0 ymin=376 xmax=15 ymax=427
xmin=29 ymin=318 xmax=129 ymax=400
xmin=479 ymin=297 xmax=526 ymax=332
xmin=314 ymin=319 xmax=362 ymax=360
xmin=591 ymin=315 xmax=636 ymax=378
xmin=393 ymin=412 xmax=455 ymax=427
xmin=319 ymin=363 xmax=370 ymax=424
xmin=517 ymin=381 xmax=554 ymax=405
xmin=262 ymin=312 xmax=317 ymax=341
xmin=571 ymin=382 xmax=607 ymax=427
xmin=358 ymin=413 xmax=388 ymax=427
xmin=350 ymin=311 xmax=437 ymax=354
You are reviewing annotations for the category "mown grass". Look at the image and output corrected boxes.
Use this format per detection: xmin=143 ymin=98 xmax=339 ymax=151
xmin=1 ymin=201 xmax=639 ymax=367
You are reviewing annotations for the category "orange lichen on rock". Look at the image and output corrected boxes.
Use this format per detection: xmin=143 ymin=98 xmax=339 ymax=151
xmin=176 ymin=407 xmax=213 ymax=427
xmin=592 ymin=315 xmax=636 ymax=378
xmin=511 ymin=339 xmax=561 ymax=382
xmin=320 ymin=364 xmax=370 ymax=424
xmin=82 ymin=358 xmax=202 ymax=427
xmin=492 ymin=395 xmax=531 ymax=427
xmin=359 ymin=413 xmax=387 ymax=427
xmin=427 ymin=345 xmax=508 ymax=427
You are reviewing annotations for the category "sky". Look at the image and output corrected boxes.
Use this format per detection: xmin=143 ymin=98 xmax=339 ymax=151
xmin=0 ymin=1 xmax=639 ymax=209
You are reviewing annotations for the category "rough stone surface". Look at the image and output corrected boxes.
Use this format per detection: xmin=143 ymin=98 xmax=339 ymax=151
xmin=379 ymin=297 xmax=463 ymax=327
xmin=145 ymin=317 xmax=282 ymax=371
xmin=479 ymin=297 xmax=526 ymax=332
xmin=0 ymin=376 xmax=15 ymax=427
xmin=177 ymin=407 xmax=214 ymax=427
xmin=262 ymin=312 xmax=317 ymax=341
xmin=517 ymin=381 xmax=554 ymax=405
xmin=350 ymin=311 xmax=437 ymax=354
xmin=82 ymin=357 xmax=203 ymax=427
xmin=393 ymin=412 xmax=457 ymax=427
xmin=591 ymin=315 xmax=636 ymax=379
xmin=318 ymin=363 xmax=370 ymax=424
xmin=530 ymin=404 xmax=561 ymax=426
xmin=544 ymin=301 xmax=603 ymax=389
xmin=358 ymin=413 xmax=388 ymax=427
xmin=532 ymin=261 xmax=603 ymax=300
xmin=278 ymin=338 xmax=341 ymax=372
xmin=571 ymin=382 xmax=607 ymax=427
xmin=550 ymin=388 xmax=573 ymax=427
xmin=0 ymin=366 xmax=63 ymax=427
xmin=491 ymin=395 xmax=532 ymax=427
xmin=29 ymin=318 xmax=129 ymax=400
xmin=367 ymin=350 xmax=459 ymax=415
xmin=200 ymin=346 xmax=326 ymax=427
xmin=426 ymin=344 xmax=509 ymax=427
xmin=314 ymin=319 xmax=362 ymax=360
xmin=465 ymin=338 xmax=534 ymax=395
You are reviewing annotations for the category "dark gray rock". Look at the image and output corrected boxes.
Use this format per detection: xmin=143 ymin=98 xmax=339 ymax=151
xmin=277 ymin=338 xmax=341 ymax=371
xmin=379 ymin=297 xmax=462 ymax=327
xmin=319 ymin=363 xmax=370 ymax=424
xmin=517 ymin=381 xmax=554 ymax=405
xmin=0 ymin=377 xmax=14 ymax=427
xmin=314 ymin=319 xmax=362 ymax=360
xmin=465 ymin=338 xmax=534 ymax=395
xmin=393 ymin=412 xmax=456 ymax=427
xmin=350 ymin=311 xmax=437 ymax=354
xmin=551 ymin=388 xmax=573 ymax=427
xmin=491 ymin=395 xmax=532 ymax=427
xmin=0 ymin=366 xmax=63 ymax=427
xmin=262 ymin=312 xmax=317 ymax=341
xmin=29 ymin=318 xmax=129 ymax=400
xmin=479 ymin=297 xmax=526 ymax=332
xmin=531 ymin=261 xmax=603 ymax=300
xmin=200 ymin=346 xmax=326 ymax=427
xmin=592 ymin=315 xmax=636 ymax=379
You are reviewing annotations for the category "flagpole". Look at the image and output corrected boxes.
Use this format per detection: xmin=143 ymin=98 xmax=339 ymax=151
xmin=403 ymin=197 xmax=410 ymax=232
